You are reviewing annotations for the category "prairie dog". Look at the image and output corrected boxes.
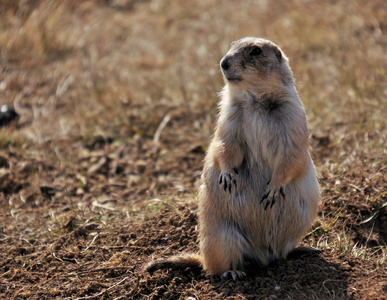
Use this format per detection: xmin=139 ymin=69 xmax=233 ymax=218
xmin=146 ymin=37 xmax=320 ymax=279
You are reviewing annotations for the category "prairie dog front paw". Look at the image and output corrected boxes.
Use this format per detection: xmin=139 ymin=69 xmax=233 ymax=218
xmin=219 ymin=167 xmax=239 ymax=193
xmin=260 ymin=179 xmax=285 ymax=209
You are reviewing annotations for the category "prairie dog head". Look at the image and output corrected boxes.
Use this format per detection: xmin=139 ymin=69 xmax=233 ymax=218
xmin=220 ymin=37 xmax=294 ymax=93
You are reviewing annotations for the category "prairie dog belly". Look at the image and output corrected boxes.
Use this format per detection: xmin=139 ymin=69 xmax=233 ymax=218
xmin=200 ymin=156 xmax=319 ymax=266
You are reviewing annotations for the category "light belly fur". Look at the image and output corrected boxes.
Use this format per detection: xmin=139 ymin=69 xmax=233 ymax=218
xmin=199 ymin=154 xmax=319 ymax=267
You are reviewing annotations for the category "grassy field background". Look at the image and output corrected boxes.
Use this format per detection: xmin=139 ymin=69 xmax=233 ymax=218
xmin=0 ymin=0 xmax=386 ymax=299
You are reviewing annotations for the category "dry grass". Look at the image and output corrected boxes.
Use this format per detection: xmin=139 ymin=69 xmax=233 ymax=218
xmin=0 ymin=0 xmax=386 ymax=299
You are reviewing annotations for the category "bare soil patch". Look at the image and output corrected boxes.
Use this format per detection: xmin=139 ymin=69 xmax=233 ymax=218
xmin=1 ymin=202 xmax=386 ymax=299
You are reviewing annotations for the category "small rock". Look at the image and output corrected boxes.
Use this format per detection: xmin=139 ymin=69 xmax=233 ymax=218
xmin=0 ymin=104 xmax=18 ymax=127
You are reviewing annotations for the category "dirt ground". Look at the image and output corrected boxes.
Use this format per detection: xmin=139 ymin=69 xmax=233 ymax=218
xmin=0 ymin=0 xmax=386 ymax=299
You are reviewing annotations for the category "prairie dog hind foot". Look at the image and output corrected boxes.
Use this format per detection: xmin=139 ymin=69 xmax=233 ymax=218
xmin=222 ymin=270 xmax=247 ymax=281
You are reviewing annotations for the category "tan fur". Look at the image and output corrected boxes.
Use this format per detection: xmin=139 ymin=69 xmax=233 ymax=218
xmin=146 ymin=37 xmax=320 ymax=278
xmin=145 ymin=254 xmax=202 ymax=272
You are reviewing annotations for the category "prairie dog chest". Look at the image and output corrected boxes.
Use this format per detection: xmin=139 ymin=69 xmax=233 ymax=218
xmin=231 ymin=94 xmax=283 ymax=158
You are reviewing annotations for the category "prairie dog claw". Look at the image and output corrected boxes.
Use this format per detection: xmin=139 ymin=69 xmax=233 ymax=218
xmin=222 ymin=270 xmax=246 ymax=281
xmin=219 ymin=168 xmax=238 ymax=194
xmin=260 ymin=180 xmax=285 ymax=209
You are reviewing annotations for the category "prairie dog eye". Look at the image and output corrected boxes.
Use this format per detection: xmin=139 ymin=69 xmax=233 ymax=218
xmin=250 ymin=47 xmax=262 ymax=56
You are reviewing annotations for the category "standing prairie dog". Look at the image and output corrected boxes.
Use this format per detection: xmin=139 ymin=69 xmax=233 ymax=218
xmin=146 ymin=37 xmax=320 ymax=279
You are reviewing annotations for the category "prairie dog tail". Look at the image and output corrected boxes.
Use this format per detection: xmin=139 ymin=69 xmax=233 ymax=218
xmin=145 ymin=253 xmax=202 ymax=273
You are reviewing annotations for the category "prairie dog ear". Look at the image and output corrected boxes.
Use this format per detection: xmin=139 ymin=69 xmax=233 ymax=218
xmin=275 ymin=48 xmax=282 ymax=63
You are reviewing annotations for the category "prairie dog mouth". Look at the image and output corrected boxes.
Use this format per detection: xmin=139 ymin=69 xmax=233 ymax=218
xmin=225 ymin=76 xmax=242 ymax=82
xmin=221 ymin=69 xmax=242 ymax=82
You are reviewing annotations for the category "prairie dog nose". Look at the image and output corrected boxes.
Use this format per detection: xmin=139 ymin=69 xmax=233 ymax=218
xmin=220 ymin=57 xmax=231 ymax=70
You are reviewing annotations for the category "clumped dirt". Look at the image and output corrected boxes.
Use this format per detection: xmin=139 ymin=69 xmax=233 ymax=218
xmin=1 ymin=202 xmax=386 ymax=299
xmin=0 ymin=0 xmax=386 ymax=299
